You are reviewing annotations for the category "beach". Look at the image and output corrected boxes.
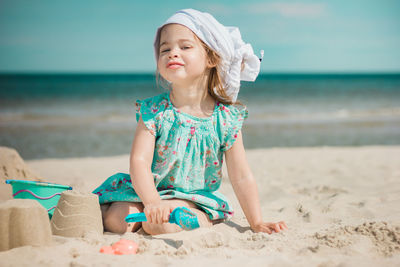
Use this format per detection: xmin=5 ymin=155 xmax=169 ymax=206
xmin=1 ymin=146 xmax=400 ymax=266
xmin=1 ymin=0 xmax=400 ymax=265
xmin=1 ymin=74 xmax=400 ymax=266
xmin=2 ymin=74 xmax=400 ymax=160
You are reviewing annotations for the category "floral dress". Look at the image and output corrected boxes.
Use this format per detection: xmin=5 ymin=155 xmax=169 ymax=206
xmin=92 ymin=92 xmax=248 ymax=220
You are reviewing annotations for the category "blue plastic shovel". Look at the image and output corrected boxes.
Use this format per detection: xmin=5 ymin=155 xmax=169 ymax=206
xmin=125 ymin=206 xmax=200 ymax=230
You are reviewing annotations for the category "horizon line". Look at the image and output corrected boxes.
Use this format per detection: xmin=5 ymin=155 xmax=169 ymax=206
xmin=1 ymin=71 xmax=400 ymax=76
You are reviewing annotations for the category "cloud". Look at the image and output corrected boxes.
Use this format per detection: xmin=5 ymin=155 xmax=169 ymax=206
xmin=246 ymin=2 xmax=327 ymax=18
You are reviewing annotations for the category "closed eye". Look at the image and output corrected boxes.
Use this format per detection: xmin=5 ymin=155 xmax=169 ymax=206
xmin=160 ymin=49 xmax=170 ymax=53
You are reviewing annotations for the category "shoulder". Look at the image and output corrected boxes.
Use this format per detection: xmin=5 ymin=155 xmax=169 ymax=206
xmin=135 ymin=92 xmax=170 ymax=136
xmin=135 ymin=92 xmax=171 ymax=120
xmin=135 ymin=92 xmax=169 ymax=113
xmin=216 ymin=102 xmax=248 ymax=122
xmin=215 ymin=102 xmax=248 ymax=151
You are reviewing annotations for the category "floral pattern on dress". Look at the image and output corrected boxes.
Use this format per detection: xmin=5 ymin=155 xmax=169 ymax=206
xmin=93 ymin=92 xmax=247 ymax=220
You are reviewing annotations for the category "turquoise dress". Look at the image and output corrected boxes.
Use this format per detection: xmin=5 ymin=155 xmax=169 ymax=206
xmin=92 ymin=92 xmax=248 ymax=220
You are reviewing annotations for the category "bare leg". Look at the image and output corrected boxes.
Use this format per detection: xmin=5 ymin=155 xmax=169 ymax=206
xmin=103 ymin=202 xmax=144 ymax=234
xmin=100 ymin=203 xmax=110 ymax=223
xmin=142 ymin=199 xmax=213 ymax=235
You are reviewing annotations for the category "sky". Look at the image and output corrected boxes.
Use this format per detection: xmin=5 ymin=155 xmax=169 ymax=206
xmin=0 ymin=0 xmax=399 ymax=73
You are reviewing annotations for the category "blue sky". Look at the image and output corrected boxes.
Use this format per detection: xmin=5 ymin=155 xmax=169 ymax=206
xmin=0 ymin=0 xmax=399 ymax=73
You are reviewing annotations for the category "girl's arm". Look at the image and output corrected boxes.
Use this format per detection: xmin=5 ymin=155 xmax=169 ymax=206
xmin=130 ymin=117 xmax=173 ymax=224
xmin=224 ymin=130 xmax=288 ymax=234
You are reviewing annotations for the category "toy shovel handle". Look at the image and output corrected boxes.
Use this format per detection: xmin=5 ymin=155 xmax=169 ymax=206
xmin=124 ymin=212 xmax=175 ymax=223
xmin=125 ymin=212 xmax=147 ymax=223
xmin=124 ymin=207 xmax=200 ymax=230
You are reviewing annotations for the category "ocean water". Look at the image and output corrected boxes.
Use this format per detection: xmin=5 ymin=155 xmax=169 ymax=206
xmin=1 ymin=73 xmax=400 ymax=160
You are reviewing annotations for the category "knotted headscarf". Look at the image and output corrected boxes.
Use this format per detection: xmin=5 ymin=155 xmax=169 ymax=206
xmin=154 ymin=9 xmax=262 ymax=102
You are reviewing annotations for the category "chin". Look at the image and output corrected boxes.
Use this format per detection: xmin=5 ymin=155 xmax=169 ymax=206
xmin=165 ymin=74 xmax=190 ymax=84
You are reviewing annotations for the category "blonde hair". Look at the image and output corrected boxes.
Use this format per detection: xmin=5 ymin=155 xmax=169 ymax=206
xmin=156 ymin=26 xmax=241 ymax=106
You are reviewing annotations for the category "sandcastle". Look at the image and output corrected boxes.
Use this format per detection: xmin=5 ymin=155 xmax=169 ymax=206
xmin=50 ymin=190 xmax=103 ymax=238
xmin=0 ymin=199 xmax=52 ymax=251
xmin=0 ymin=146 xmax=43 ymax=202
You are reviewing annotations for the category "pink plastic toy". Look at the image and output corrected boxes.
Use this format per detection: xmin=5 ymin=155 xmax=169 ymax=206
xmin=100 ymin=239 xmax=138 ymax=255
xmin=99 ymin=245 xmax=114 ymax=255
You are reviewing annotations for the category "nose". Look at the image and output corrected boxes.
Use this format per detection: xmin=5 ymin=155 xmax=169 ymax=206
xmin=168 ymin=48 xmax=179 ymax=59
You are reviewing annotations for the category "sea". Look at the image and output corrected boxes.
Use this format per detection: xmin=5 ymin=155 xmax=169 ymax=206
xmin=1 ymin=73 xmax=399 ymax=160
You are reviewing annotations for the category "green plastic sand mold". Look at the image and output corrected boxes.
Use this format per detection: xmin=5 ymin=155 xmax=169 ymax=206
xmin=5 ymin=179 xmax=72 ymax=218
xmin=125 ymin=206 xmax=200 ymax=230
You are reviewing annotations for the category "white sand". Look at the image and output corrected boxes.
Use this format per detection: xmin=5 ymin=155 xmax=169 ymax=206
xmin=0 ymin=146 xmax=42 ymax=202
xmin=1 ymin=146 xmax=400 ymax=266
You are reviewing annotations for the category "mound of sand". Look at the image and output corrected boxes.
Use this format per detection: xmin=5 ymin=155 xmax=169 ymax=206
xmin=314 ymin=221 xmax=400 ymax=257
xmin=0 ymin=147 xmax=42 ymax=201
xmin=0 ymin=199 xmax=52 ymax=251
xmin=51 ymin=190 xmax=103 ymax=238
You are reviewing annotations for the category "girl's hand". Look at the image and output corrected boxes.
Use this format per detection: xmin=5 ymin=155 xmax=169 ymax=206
xmin=143 ymin=201 xmax=177 ymax=224
xmin=251 ymin=221 xmax=288 ymax=234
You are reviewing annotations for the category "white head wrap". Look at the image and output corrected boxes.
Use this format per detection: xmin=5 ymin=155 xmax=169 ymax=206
xmin=154 ymin=9 xmax=262 ymax=102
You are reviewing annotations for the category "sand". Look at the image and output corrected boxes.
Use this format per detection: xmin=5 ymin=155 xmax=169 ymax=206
xmin=0 ymin=199 xmax=52 ymax=251
xmin=51 ymin=190 xmax=103 ymax=238
xmin=0 ymin=147 xmax=42 ymax=202
xmin=0 ymin=146 xmax=399 ymax=266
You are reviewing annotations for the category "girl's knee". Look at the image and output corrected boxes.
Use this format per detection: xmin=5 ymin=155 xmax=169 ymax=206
xmin=103 ymin=202 xmax=143 ymax=234
xmin=103 ymin=212 xmax=127 ymax=234
xmin=103 ymin=212 xmax=142 ymax=234
xmin=100 ymin=204 xmax=110 ymax=221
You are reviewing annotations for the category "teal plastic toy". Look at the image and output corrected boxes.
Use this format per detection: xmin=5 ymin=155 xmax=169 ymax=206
xmin=5 ymin=179 xmax=72 ymax=219
xmin=125 ymin=207 xmax=200 ymax=230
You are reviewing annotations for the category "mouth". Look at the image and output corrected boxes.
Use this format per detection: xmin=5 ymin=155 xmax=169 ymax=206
xmin=167 ymin=62 xmax=184 ymax=69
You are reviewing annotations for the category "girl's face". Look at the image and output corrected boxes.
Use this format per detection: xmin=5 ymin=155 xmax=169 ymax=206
xmin=158 ymin=24 xmax=209 ymax=86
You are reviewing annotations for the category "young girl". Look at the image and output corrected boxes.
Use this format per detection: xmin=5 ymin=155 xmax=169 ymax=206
xmin=93 ymin=9 xmax=288 ymax=235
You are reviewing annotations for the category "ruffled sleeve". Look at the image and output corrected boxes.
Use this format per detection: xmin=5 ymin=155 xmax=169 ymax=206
xmin=218 ymin=103 xmax=249 ymax=151
xmin=135 ymin=94 xmax=169 ymax=137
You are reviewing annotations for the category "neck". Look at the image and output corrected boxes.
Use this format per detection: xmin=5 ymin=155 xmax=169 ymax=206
xmin=169 ymin=73 xmax=215 ymax=115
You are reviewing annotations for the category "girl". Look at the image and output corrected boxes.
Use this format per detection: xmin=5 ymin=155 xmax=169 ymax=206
xmin=93 ymin=9 xmax=288 ymax=236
